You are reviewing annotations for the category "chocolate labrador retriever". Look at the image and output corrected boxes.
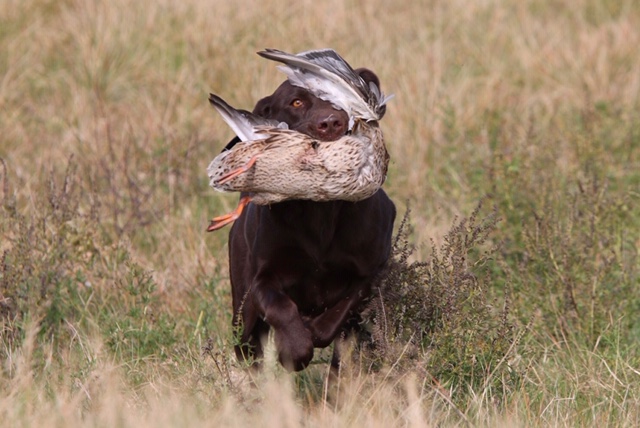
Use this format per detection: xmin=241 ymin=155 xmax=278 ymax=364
xmin=222 ymin=69 xmax=395 ymax=372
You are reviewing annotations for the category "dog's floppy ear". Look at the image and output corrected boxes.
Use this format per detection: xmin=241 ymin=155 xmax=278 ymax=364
xmin=355 ymin=68 xmax=380 ymax=88
xmin=252 ymin=96 xmax=273 ymax=118
xmin=355 ymin=68 xmax=386 ymax=119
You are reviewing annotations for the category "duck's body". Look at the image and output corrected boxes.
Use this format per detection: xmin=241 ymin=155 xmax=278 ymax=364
xmin=206 ymin=48 xmax=392 ymax=231
xmin=207 ymin=114 xmax=387 ymax=204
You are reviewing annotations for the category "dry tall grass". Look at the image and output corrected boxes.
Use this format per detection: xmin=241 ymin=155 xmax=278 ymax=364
xmin=2 ymin=0 xmax=640 ymax=426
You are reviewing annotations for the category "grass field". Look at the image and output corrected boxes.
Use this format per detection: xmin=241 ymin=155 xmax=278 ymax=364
xmin=1 ymin=0 xmax=639 ymax=426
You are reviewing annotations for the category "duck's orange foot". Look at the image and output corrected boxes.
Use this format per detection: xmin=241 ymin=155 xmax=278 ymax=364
xmin=216 ymin=155 xmax=259 ymax=185
xmin=206 ymin=196 xmax=252 ymax=232
xmin=207 ymin=213 xmax=238 ymax=231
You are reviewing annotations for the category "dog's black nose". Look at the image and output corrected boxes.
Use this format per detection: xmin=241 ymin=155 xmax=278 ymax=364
xmin=315 ymin=115 xmax=346 ymax=140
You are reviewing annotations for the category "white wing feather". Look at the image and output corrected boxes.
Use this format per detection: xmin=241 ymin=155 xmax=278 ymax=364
xmin=208 ymin=93 xmax=287 ymax=142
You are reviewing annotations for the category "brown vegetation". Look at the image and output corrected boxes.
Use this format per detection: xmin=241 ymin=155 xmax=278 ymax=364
xmin=1 ymin=0 xmax=639 ymax=426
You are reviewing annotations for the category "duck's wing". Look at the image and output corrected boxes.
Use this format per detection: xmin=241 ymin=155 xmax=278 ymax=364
xmin=257 ymin=48 xmax=393 ymax=123
xmin=208 ymin=93 xmax=288 ymax=142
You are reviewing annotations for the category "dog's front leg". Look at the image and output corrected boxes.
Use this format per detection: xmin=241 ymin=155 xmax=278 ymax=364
xmin=252 ymin=274 xmax=314 ymax=371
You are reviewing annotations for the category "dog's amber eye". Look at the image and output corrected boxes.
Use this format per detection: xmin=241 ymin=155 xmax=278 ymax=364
xmin=291 ymin=99 xmax=303 ymax=108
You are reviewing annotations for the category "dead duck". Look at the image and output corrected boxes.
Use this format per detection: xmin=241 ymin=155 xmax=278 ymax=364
xmin=206 ymin=49 xmax=392 ymax=231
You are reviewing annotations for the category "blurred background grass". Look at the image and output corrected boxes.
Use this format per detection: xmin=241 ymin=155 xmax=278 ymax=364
xmin=1 ymin=0 xmax=639 ymax=426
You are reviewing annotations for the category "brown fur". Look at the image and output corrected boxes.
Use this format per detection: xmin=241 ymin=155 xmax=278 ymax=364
xmin=225 ymin=70 xmax=396 ymax=371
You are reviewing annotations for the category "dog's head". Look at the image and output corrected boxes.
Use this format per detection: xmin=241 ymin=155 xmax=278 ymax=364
xmin=253 ymin=68 xmax=385 ymax=141
xmin=222 ymin=68 xmax=384 ymax=151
